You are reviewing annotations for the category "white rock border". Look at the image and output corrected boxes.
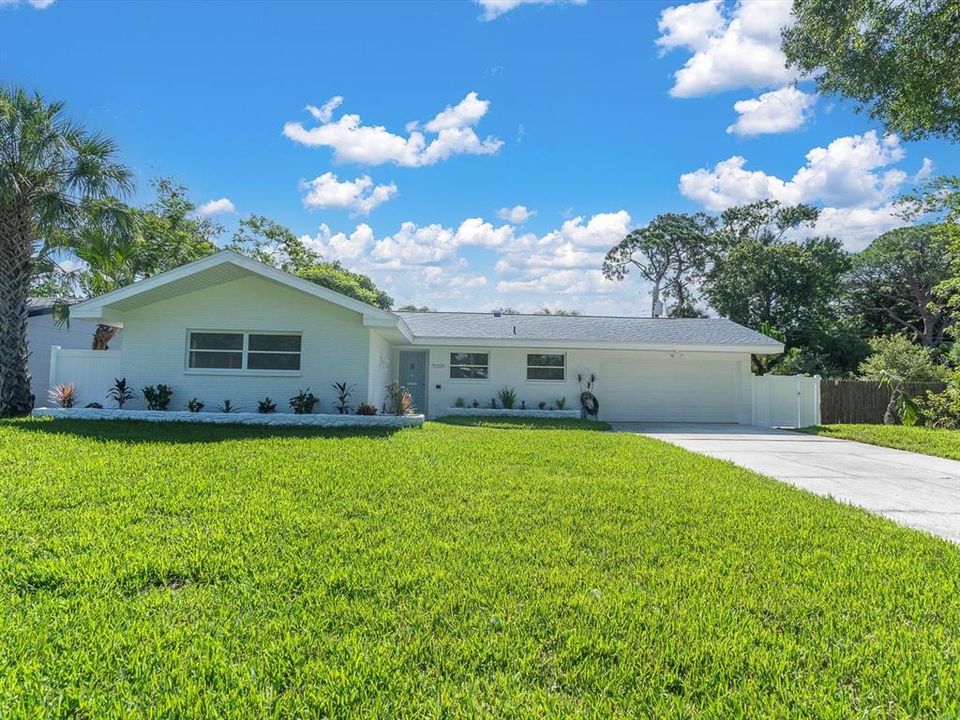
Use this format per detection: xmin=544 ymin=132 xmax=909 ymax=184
xmin=32 ymin=407 xmax=424 ymax=428
xmin=443 ymin=407 xmax=583 ymax=419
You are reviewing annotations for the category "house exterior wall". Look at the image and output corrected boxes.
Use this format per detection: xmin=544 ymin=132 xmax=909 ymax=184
xmin=367 ymin=329 xmax=393 ymax=412
xmin=27 ymin=312 xmax=119 ymax=402
xmin=113 ymin=275 xmax=372 ymax=413
xmin=409 ymin=345 xmax=753 ymax=423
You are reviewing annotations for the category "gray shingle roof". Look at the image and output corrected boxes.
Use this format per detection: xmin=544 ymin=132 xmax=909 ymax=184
xmin=395 ymin=311 xmax=781 ymax=348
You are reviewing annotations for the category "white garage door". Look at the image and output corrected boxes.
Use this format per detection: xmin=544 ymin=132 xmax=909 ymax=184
xmin=597 ymin=354 xmax=743 ymax=423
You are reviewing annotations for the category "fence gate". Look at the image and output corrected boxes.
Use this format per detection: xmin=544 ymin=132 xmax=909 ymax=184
xmin=752 ymin=375 xmax=821 ymax=428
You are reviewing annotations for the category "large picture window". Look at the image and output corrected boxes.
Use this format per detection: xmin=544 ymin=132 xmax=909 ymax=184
xmin=526 ymin=353 xmax=565 ymax=381
xmin=188 ymin=332 xmax=301 ymax=372
xmin=449 ymin=352 xmax=489 ymax=380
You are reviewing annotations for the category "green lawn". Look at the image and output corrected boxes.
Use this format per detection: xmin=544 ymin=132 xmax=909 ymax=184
xmin=803 ymin=423 xmax=960 ymax=461
xmin=1 ymin=418 xmax=958 ymax=718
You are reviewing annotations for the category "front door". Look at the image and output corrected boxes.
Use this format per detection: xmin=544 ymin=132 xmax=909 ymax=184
xmin=398 ymin=351 xmax=428 ymax=415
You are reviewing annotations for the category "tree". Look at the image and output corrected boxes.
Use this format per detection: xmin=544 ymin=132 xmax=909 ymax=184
xmin=846 ymin=225 xmax=956 ymax=347
xmin=858 ymin=334 xmax=949 ymax=423
xmin=491 ymin=307 xmax=520 ymax=315
xmin=782 ymin=0 xmax=960 ymax=141
xmin=134 ymin=177 xmax=220 ymax=274
xmin=227 ymin=214 xmax=318 ymax=274
xmin=701 ymin=201 xmax=851 ymax=374
xmin=602 ymin=213 xmax=715 ymax=317
xmin=297 ymin=262 xmax=393 ymax=310
xmin=535 ymin=308 xmax=581 ymax=316
xmin=0 ymin=87 xmax=131 ymax=415
xmin=396 ymin=304 xmax=433 ymax=312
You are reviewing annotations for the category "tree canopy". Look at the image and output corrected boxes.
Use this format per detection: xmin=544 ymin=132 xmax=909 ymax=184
xmin=782 ymin=0 xmax=960 ymax=141
xmin=602 ymin=212 xmax=715 ymax=317
xmin=846 ymin=225 xmax=956 ymax=347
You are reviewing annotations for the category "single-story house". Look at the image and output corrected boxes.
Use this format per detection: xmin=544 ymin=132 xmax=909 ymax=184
xmin=61 ymin=250 xmax=783 ymax=422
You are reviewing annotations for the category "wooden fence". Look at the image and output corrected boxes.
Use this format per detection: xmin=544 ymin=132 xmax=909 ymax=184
xmin=820 ymin=380 xmax=946 ymax=424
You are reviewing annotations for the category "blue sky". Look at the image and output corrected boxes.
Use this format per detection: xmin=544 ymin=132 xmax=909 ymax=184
xmin=3 ymin=0 xmax=958 ymax=314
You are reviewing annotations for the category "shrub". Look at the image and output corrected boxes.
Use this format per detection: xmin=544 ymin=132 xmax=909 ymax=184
xmin=356 ymin=402 xmax=378 ymax=416
xmin=538 ymin=401 xmax=547 ymax=410
xmin=454 ymin=397 xmax=466 ymax=408
xmin=289 ymin=389 xmax=319 ymax=415
xmin=471 ymin=399 xmax=479 ymax=408
xmin=84 ymin=402 xmax=103 ymax=409
xmin=49 ymin=383 xmax=77 ymax=408
xmin=917 ymin=378 xmax=960 ymax=429
xmin=488 ymin=398 xmax=498 ymax=409
xmin=186 ymin=398 xmax=205 ymax=413
xmin=106 ymin=378 xmax=135 ymax=409
xmin=332 ymin=382 xmax=353 ymax=414
xmin=217 ymin=400 xmax=239 ymax=413
xmin=385 ymin=383 xmax=414 ymax=415
xmin=142 ymin=384 xmax=173 ymax=411
xmin=556 ymin=397 xmax=566 ymax=410
xmin=497 ymin=386 xmax=517 ymax=409
xmin=257 ymin=397 xmax=277 ymax=414
xmin=859 ymin=336 xmax=949 ymax=424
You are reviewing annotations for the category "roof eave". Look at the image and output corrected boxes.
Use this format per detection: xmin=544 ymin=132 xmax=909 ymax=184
xmin=404 ymin=336 xmax=784 ymax=353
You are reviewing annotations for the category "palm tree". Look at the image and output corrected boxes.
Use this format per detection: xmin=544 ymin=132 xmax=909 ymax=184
xmin=0 ymin=87 xmax=131 ymax=416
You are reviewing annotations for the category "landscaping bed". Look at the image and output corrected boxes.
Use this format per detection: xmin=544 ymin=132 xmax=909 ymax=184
xmin=1 ymin=418 xmax=958 ymax=716
xmin=31 ymin=407 xmax=424 ymax=428
xmin=801 ymin=423 xmax=960 ymax=461
xmin=443 ymin=407 xmax=582 ymax=419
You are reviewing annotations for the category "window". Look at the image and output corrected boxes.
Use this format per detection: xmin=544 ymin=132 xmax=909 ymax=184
xmin=188 ymin=332 xmax=301 ymax=372
xmin=526 ymin=353 xmax=565 ymax=381
xmin=450 ymin=352 xmax=489 ymax=380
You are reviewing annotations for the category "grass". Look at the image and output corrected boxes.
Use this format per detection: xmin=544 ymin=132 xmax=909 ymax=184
xmin=0 ymin=417 xmax=958 ymax=718
xmin=802 ymin=423 xmax=960 ymax=461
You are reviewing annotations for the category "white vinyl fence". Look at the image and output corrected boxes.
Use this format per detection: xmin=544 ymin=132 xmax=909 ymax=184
xmin=752 ymin=374 xmax=821 ymax=428
xmin=46 ymin=346 xmax=123 ymax=408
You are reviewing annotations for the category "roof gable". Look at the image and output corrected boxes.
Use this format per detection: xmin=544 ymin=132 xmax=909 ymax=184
xmin=70 ymin=250 xmax=399 ymax=326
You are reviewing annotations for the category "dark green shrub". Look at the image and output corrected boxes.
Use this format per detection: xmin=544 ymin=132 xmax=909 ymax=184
xmin=142 ymin=384 xmax=173 ymax=411
xmin=332 ymin=382 xmax=353 ymax=414
xmin=217 ymin=400 xmax=239 ymax=413
xmin=257 ymin=397 xmax=277 ymax=414
xmin=497 ymin=386 xmax=517 ymax=409
xmin=289 ymin=389 xmax=319 ymax=415
xmin=186 ymin=398 xmax=205 ymax=413
xmin=107 ymin=378 xmax=135 ymax=409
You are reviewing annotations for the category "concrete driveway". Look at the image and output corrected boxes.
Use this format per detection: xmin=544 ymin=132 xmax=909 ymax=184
xmin=613 ymin=423 xmax=960 ymax=543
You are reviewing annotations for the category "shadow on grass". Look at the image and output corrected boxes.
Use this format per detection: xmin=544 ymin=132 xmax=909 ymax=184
xmin=1 ymin=417 xmax=408 ymax=445
xmin=433 ymin=415 xmax=611 ymax=432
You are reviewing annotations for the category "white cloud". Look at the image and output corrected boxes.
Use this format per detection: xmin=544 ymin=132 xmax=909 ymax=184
xmin=913 ymin=157 xmax=935 ymax=183
xmin=297 ymin=209 xmax=638 ymax=313
xmin=656 ymin=0 xmax=724 ymax=52
xmin=283 ymin=92 xmax=503 ymax=167
xmin=477 ymin=0 xmax=585 ymax=22
xmin=809 ymin=205 xmax=905 ymax=251
xmin=425 ymin=92 xmax=489 ymax=132
xmin=679 ymin=131 xmax=918 ymax=248
xmin=305 ymin=96 xmax=343 ymax=123
xmin=197 ymin=197 xmax=236 ymax=216
xmin=680 ymin=131 xmax=906 ymax=211
xmin=496 ymin=205 xmax=536 ymax=224
xmin=300 ymin=172 xmax=398 ymax=215
xmin=726 ymin=86 xmax=816 ymax=136
xmin=1 ymin=0 xmax=56 ymax=7
xmin=657 ymin=0 xmax=796 ymax=98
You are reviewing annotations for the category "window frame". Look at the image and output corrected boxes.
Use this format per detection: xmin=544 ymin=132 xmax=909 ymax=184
xmin=525 ymin=352 xmax=566 ymax=382
xmin=448 ymin=351 xmax=490 ymax=382
xmin=185 ymin=330 xmax=303 ymax=376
